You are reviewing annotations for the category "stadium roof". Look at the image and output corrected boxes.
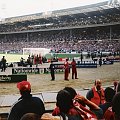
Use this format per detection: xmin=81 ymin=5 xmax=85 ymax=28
xmin=1 ymin=0 xmax=120 ymax=24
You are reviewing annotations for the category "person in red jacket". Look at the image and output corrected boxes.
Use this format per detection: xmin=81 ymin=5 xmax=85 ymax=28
xmin=71 ymin=58 xmax=78 ymax=79
xmin=86 ymin=79 xmax=105 ymax=106
xmin=39 ymin=54 xmax=42 ymax=64
xmin=64 ymin=58 xmax=69 ymax=80
xmin=52 ymin=88 xmax=103 ymax=120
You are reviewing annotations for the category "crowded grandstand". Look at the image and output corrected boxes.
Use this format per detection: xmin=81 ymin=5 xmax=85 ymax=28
xmin=0 ymin=0 xmax=120 ymax=119
xmin=0 ymin=0 xmax=120 ymax=56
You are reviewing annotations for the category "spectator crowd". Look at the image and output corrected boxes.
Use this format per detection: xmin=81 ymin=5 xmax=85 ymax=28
xmin=0 ymin=3 xmax=120 ymax=55
xmin=7 ymin=80 xmax=120 ymax=120
xmin=0 ymin=26 xmax=120 ymax=54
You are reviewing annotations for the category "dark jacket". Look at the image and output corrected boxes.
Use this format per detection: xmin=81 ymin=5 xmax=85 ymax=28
xmin=7 ymin=93 xmax=45 ymax=120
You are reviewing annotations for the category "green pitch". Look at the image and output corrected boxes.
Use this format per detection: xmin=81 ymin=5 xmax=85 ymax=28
xmin=0 ymin=53 xmax=81 ymax=63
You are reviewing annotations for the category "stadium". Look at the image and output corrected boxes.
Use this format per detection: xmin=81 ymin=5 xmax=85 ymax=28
xmin=0 ymin=0 xmax=120 ymax=119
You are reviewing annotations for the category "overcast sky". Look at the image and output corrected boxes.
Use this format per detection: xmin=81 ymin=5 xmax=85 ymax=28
xmin=0 ymin=0 xmax=108 ymax=19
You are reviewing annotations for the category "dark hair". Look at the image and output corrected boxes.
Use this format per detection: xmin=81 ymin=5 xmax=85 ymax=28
xmin=66 ymin=58 xmax=69 ymax=61
xmin=64 ymin=87 xmax=85 ymax=107
xmin=56 ymin=90 xmax=73 ymax=114
xmin=63 ymin=87 xmax=77 ymax=99
xmin=20 ymin=90 xmax=31 ymax=99
xmin=112 ymin=92 xmax=120 ymax=117
xmin=104 ymin=87 xmax=115 ymax=102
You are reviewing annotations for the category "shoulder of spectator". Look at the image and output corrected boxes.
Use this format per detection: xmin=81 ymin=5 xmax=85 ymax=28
xmin=86 ymin=88 xmax=94 ymax=100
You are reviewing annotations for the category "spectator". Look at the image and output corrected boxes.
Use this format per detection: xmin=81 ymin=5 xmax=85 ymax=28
xmin=7 ymin=81 xmax=45 ymax=120
xmin=112 ymin=92 xmax=120 ymax=120
xmin=116 ymin=82 xmax=120 ymax=93
xmin=41 ymin=113 xmax=60 ymax=120
xmin=101 ymin=87 xmax=115 ymax=120
xmin=54 ymin=89 xmax=84 ymax=120
xmin=100 ymin=83 xmax=120 ymax=120
xmin=86 ymin=79 xmax=105 ymax=106
xmin=99 ymin=87 xmax=115 ymax=114
xmin=71 ymin=58 xmax=78 ymax=79
xmin=65 ymin=87 xmax=103 ymax=119
xmin=113 ymin=81 xmax=118 ymax=92
xmin=53 ymin=87 xmax=103 ymax=119
xmin=63 ymin=87 xmax=85 ymax=107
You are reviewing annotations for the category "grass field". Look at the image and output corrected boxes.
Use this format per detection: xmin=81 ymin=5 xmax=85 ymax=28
xmin=0 ymin=54 xmax=28 ymax=63
xmin=0 ymin=53 xmax=82 ymax=63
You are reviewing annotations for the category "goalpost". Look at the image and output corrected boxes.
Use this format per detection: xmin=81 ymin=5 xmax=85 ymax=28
xmin=23 ymin=48 xmax=51 ymax=56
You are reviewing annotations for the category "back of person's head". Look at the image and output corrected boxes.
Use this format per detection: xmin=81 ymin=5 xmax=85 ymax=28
xmin=56 ymin=90 xmax=73 ymax=114
xmin=66 ymin=58 xmax=69 ymax=61
xmin=20 ymin=113 xmax=40 ymax=120
xmin=112 ymin=92 xmax=120 ymax=119
xmin=63 ymin=87 xmax=77 ymax=99
xmin=63 ymin=87 xmax=86 ymax=107
xmin=72 ymin=58 xmax=75 ymax=62
xmin=104 ymin=87 xmax=115 ymax=102
xmin=113 ymin=81 xmax=118 ymax=91
xmin=41 ymin=113 xmax=60 ymax=120
xmin=17 ymin=81 xmax=31 ymax=96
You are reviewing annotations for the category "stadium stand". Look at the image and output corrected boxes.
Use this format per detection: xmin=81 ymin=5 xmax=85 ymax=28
xmin=0 ymin=0 xmax=120 ymax=55
xmin=0 ymin=0 xmax=120 ymax=119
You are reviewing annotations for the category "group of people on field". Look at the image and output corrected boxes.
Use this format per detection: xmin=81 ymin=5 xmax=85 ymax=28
xmin=20 ymin=54 xmax=43 ymax=67
xmin=49 ymin=58 xmax=78 ymax=81
xmin=64 ymin=58 xmax=78 ymax=80
xmin=7 ymin=79 xmax=120 ymax=120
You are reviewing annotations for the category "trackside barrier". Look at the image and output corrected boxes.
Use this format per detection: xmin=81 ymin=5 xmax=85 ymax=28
xmin=12 ymin=68 xmax=44 ymax=74
xmin=12 ymin=61 xmax=97 ymax=75
xmin=12 ymin=67 xmax=64 ymax=74
xmin=77 ymin=61 xmax=97 ymax=68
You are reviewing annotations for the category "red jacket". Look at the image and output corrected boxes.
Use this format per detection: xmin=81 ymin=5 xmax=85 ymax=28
xmin=64 ymin=61 xmax=69 ymax=70
xmin=52 ymin=102 xmax=97 ymax=119
xmin=91 ymin=87 xmax=105 ymax=106
xmin=104 ymin=107 xmax=115 ymax=120
xmin=71 ymin=61 xmax=76 ymax=70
